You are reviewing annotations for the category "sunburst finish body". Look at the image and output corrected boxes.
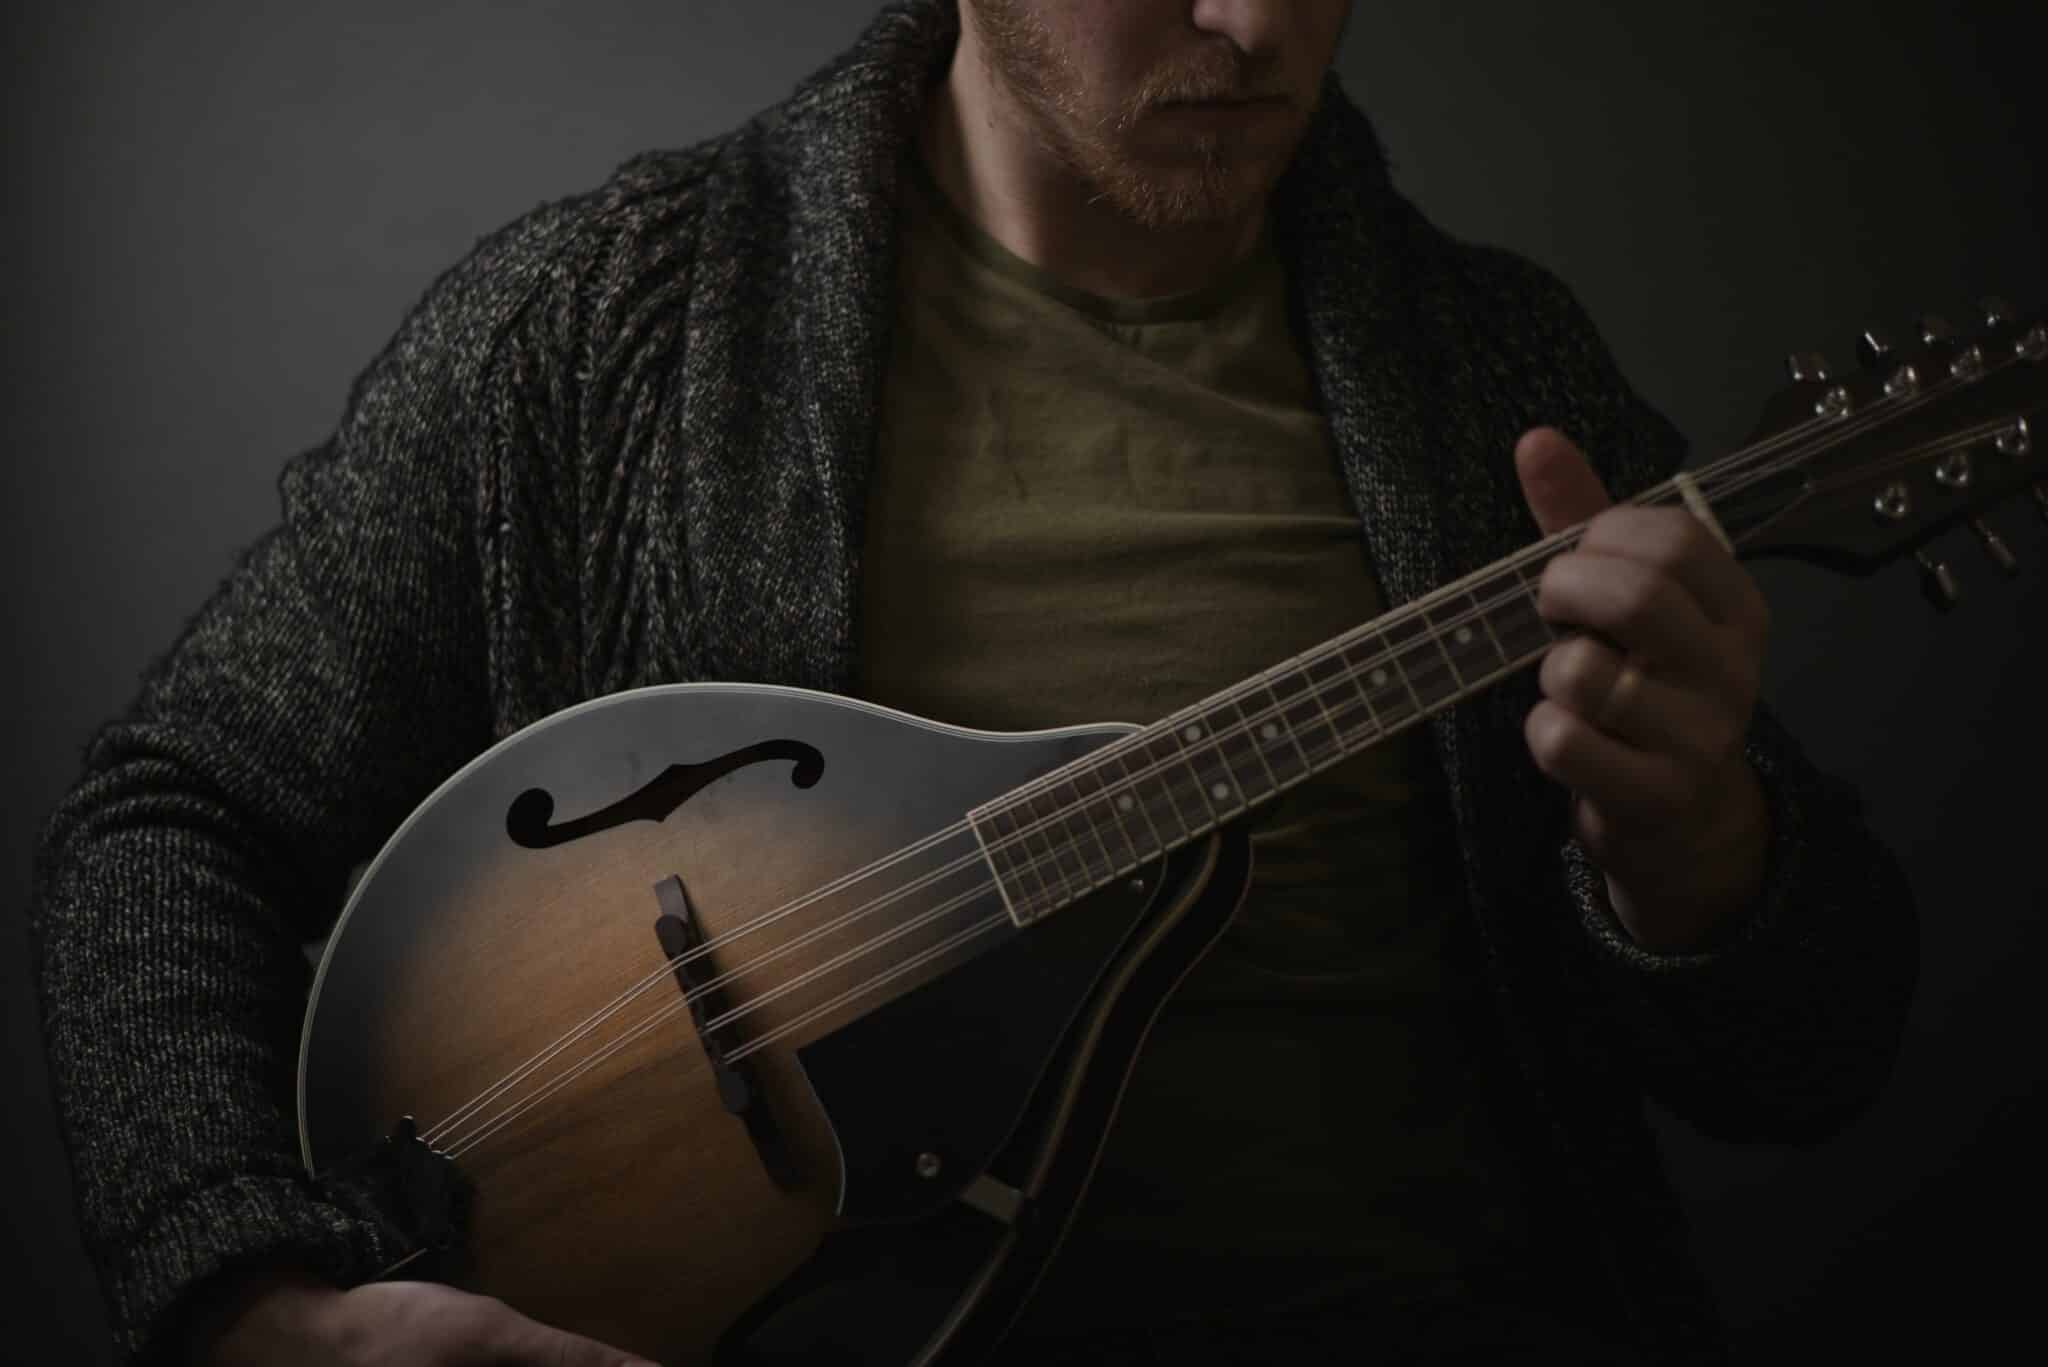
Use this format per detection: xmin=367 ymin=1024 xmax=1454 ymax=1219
xmin=301 ymin=682 xmax=1247 ymax=1364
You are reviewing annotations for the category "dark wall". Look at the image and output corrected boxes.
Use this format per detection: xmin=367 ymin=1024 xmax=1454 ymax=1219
xmin=6 ymin=3 xmax=2042 ymax=1362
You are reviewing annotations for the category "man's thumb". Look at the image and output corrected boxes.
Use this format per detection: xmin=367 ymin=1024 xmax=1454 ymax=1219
xmin=503 ymin=1315 xmax=660 ymax=1367
xmin=1514 ymin=426 xmax=1611 ymax=536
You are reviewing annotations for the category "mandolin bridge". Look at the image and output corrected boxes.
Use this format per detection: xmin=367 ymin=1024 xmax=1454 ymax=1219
xmin=653 ymin=874 xmax=800 ymax=1190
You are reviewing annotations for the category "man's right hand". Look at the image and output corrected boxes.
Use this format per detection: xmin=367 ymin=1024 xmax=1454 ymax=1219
xmin=185 ymin=1267 xmax=660 ymax=1367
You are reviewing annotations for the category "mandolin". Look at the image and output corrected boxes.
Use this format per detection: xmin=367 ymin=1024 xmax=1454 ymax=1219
xmin=299 ymin=302 xmax=2046 ymax=1364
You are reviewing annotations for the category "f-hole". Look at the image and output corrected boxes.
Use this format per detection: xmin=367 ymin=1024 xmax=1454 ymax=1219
xmin=504 ymin=740 xmax=825 ymax=850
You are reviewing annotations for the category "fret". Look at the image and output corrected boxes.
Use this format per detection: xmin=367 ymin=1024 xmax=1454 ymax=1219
xmin=1164 ymin=714 xmax=1240 ymax=824
xmin=1469 ymin=578 xmax=1517 ymax=662
xmin=1048 ymin=774 xmax=1123 ymax=887
xmin=1250 ymin=670 xmax=1315 ymax=788
xmin=1264 ymin=666 xmax=1341 ymax=772
xmin=1304 ymin=649 xmax=1375 ymax=755
xmin=1344 ymin=627 xmax=1418 ymax=732
xmin=1014 ymin=788 xmax=1089 ymax=906
xmin=1128 ymin=728 xmax=1207 ymax=841
xmin=1070 ymin=761 xmax=1152 ymax=870
xmin=1100 ymin=743 xmax=1181 ymax=857
xmin=1380 ymin=613 xmax=1459 ymax=713
xmin=1196 ymin=695 xmax=1279 ymax=809
xmin=1423 ymin=590 xmax=1510 ymax=690
xmin=973 ymin=802 xmax=1056 ymax=923
xmin=1324 ymin=635 xmax=1385 ymax=740
xmin=1491 ymin=561 xmax=1561 ymax=662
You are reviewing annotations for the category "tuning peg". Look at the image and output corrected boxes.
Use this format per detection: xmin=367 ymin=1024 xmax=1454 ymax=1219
xmin=1856 ymin=326 xmax=1898 ymax=369
xmin=1970 ymin=519 xmax=2019 ymax=575
xmin=1915 ymin=550 xmax=1960 ymax=611
xmin=2034 ymin=482 xmax=2048 ymax=524
xmin=1785 ymin=351 xmax=1831 ymax=382
xmin=1981 ymin=296 xmax=2013 ymax=327
xmin=1919 ymin=315 xmax=1955 ymax=345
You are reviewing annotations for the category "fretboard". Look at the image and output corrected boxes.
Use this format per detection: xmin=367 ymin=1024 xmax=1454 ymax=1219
xmin=960 ymin=305 xmax=2048 ymax=926
xmin=966 ymin=545 xmax=1569 ymax=927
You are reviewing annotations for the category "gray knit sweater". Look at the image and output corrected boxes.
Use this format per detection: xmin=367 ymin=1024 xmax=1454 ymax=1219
xmin=30 ymin=3 xmax=1917 ymax=1363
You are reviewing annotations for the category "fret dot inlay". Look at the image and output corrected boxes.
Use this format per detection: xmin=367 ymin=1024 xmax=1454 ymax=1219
xmin=1370 ymin=668 xmax=1387 ymax=686
xmin=1117 ymin=793 xmax=1135 ymax=812
xmin=1455 ymin=626 xmax=1473 ymax=645
xmin=1183 ymin=724 xmax=1203 ymax=742
xmin=1260 ymin=722 xmax=1280 ymax=741
xmin=1211 ymin=782 xmax=1231 ymax=801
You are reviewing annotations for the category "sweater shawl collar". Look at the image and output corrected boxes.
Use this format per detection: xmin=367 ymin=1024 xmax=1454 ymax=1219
xmin=685 ymin=0 xmax=1458 ymax=714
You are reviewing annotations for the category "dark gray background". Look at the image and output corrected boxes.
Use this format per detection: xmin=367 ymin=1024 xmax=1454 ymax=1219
xmin=6 ymin=2 xmax=2044 ymax=1361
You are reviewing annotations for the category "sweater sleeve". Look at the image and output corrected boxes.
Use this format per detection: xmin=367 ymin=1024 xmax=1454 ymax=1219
xmin=1526 ymin=264 xmax=1921 ymax=1147
xmin=27 ymin=204 xmax=585 ymax=1362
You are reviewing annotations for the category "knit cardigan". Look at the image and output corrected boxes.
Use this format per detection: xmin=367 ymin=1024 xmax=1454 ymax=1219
xmin=30 ymin=2 xmax=1917 ymax=1362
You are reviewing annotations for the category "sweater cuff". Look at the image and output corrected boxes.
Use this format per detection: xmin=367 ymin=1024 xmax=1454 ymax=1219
xmin=1564 ymin=735 xmax=1806 ymax=977
xmin=114 ymin=1172 xmax=406 ymax=1365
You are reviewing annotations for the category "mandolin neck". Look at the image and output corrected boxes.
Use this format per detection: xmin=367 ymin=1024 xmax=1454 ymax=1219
xmin=967 ymin=302 xmax=2048 ymax=928
xmin=966 ymin=508 xmax=1616 ymax=928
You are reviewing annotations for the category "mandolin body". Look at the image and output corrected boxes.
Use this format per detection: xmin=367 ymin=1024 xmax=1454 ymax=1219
xmin=300 ymin=681 xmax=1250 ymax=1365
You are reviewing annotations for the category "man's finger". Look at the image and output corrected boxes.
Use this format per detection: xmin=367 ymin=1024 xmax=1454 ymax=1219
xmin=496 ymin=1312 xmax=660 ymax=1367
xmin=1514 ymin=426 xmax=1611 ymax=535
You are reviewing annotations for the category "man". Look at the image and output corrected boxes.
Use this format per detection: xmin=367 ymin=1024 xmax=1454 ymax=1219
xmin=28 ymin=2 xmax=1916 ymax=1364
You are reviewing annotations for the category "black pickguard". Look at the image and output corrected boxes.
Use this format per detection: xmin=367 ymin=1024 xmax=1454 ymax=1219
xmin=795 ymin=851 xmax=1182 ymax=1225
xmin=724 ymin=830 xmax=1251 ymax=1367
xmin=503 ymin=740 xmax=825 ymax=849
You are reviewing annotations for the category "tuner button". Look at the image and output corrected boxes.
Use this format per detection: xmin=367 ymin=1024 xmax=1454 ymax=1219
xmin=1786 ymin=351 xmax=1831 ymax=383
xmin=1970 ymin=519 xmax=2019 ymax=575
xmin=1980 ymin=296 xmax=2012 ymax=327
xmin=1919 ymin=315 xmax=1955 ymax=345
xmin=1915 ymin=551 xmax=1960 ymax=612
xmin=1856 ymin=326 xmax=1897 ymax=369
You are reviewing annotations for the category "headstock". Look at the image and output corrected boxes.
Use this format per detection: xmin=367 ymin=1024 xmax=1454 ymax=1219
xmin=1710 ymin=296 xmax=2046 ymax=607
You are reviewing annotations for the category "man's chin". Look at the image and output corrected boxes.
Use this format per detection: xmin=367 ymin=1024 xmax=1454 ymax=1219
xmin=1091 ymin=158 xmax=1276 ymax=232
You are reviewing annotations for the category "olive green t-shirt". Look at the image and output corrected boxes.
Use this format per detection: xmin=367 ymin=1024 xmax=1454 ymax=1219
xmin=854 ymin=156 xmax=1542 ymax=1333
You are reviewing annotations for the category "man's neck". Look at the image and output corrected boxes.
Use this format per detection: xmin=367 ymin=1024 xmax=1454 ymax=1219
xmin=920 ymin=29 xmax=1267 ymax=304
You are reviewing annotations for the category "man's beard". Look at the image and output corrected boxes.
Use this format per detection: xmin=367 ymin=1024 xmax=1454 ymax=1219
xmin=971 ymin=2 xmax=1294 ymax=231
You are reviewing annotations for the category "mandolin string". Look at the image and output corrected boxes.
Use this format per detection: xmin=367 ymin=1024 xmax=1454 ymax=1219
xmin=428 ymin=402 xmax=1905 ymax=1156
xmin=446 ymin=922 xmax=1015 ymax=1157
xmin=432 ymin=365 xmax=2023 ymax=1155
xmin=425 ymin=401 xmax=1883 ymax=1154
xmin=444 ymin=876 xmax=1007 ymax=1156
xmin=419 ymin=814 xmax=978 ymax=1145
xmin=438 ymin=477 xmax=1784 ymax=1155
xmin=990 ymin=376 xmax=2009 ymax=823
xmin=431 ymin=491 xmax=1655 ymax=1154
xmin=1718 ymin=419 xmax=2018 ymax=518
xmin=985 ymin=348 xmax=2037 ymax=838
